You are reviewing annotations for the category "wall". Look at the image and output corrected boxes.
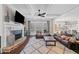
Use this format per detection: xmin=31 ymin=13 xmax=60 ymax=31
xmin=53 ymin=6 xmax=79 ymax=33
xmin=1 ymin=5 xmax=16 ymax=49
xmin=1 ymin=5 xmax=25 ymax=50
xmin=3 ymin=5 xmax=16 ymax=22
xmin=49 ymin=20 xmax=53 ymax=35
xmin=0 ymin=5 xmax=3 ymax=36
xmin=0 ymin=5 xmax=5 ymax=53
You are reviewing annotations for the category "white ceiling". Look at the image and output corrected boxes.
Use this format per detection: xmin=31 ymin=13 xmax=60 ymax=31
xmin=8 ymin=4 xmax=79 ymax=19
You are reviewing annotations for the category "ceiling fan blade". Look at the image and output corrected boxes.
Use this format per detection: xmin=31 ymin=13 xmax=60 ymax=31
xmin=42 ymin=13 xmax=46 ymax=15
xmin=38 ymin=14 xmax=45 ymax=17
xmin=37 ymin=9 xmax=46 ymax=17
xmin=39 ymin=13 xmax=46 ymax=16
xmin=38 ymin=14 xmax=41 ymax=16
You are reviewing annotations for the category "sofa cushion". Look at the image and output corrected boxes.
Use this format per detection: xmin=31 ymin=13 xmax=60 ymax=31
xmin=65 ymin=37 xmax=70 ymax=41
xmin=69 ymin=37 xmax=76 ymax=43
xmin=61 ymin=35 xmax=70 ymax=41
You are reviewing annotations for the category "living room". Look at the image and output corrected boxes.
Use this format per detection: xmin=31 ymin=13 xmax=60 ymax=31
xmin=0 ymin=4 xmax=79 ymax=54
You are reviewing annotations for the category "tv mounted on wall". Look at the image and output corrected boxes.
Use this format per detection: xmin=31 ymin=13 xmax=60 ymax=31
xmin=15 ymin=11 xmax=25 ymax=24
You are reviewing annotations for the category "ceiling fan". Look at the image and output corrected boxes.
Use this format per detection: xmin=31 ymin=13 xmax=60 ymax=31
xmin=37 ymin=9 xmax=46 ymax=17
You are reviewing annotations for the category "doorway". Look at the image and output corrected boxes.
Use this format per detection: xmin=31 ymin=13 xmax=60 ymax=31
xmin=29 ymin=21 xmax=49 ymax=36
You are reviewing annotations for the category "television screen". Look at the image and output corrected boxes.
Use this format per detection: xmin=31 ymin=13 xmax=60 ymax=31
xmin=15 ymin=11 xmax=24 ymax=24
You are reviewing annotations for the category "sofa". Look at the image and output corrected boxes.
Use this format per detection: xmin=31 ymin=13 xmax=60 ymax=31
xmin=36 ymin=31 xmax=43 ymax=39
xmin=44 ymin=32 xmax=51 ymax=36
xmin=53 ymin=31 xmax=79 ymax=53
xmin=53 ymin=34 xmax=71 ymax=47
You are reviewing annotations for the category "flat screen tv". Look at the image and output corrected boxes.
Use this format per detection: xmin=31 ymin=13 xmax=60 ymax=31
xmin=15 ymin=11 xmax=25 ymax=24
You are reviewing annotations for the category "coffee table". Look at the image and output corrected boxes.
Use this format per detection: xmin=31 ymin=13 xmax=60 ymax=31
xmin=44 ymin=36 xmax=56 ymax=46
